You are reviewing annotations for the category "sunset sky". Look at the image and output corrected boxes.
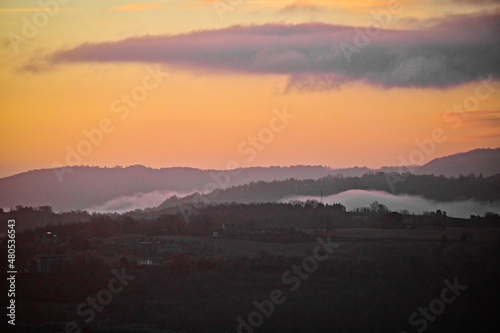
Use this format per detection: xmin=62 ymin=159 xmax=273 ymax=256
xmin=1 ymin=0 xmax=499 ymax=178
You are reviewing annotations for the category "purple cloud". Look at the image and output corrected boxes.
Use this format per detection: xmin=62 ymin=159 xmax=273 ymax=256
xmin=31 ymin=13 xmax=500 ymax=89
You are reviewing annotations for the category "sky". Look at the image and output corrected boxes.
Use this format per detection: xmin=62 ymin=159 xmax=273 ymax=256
xmin=0 ymin=0 xmax=499 ymax=178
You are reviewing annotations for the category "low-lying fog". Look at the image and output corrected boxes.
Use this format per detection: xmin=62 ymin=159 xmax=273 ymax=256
xmin=285 ymin=190 xmax=500 ymax=218
xmin=87 ymin=189 xmax=499 ymax=218
xmin=86 ymin=190 xmax=196 ymax=214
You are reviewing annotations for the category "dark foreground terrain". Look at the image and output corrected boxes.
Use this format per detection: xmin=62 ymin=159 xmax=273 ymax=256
xmin=1 ymin=203 xmax=499 ymax=333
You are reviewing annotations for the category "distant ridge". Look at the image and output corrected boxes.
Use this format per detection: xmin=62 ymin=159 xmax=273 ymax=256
xmin=0 ymin=148 xmax=498 ymax=212
xmin=0 ymin=165 xmax=336 ymax=211
xmin=418 ymin=148 xmax=500 ymax=177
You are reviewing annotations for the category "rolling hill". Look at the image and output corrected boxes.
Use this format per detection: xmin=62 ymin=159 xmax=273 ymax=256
xmin=1 ymin=148 xmax=498 ymax=212
xmin=417 ymin=148 xmax=500 ymax=177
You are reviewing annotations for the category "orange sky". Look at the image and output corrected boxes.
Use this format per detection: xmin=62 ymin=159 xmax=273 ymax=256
xmin=1 ymin=0 xmax=499 ymax=178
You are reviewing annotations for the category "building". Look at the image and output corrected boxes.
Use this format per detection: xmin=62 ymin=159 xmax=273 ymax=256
xmin=36 ymin=232 xmax=59 ymax=245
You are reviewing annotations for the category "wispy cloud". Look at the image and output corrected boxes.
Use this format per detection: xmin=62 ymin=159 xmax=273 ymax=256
xmin=0 ymin=8 xmax=49 ymax=13
xmin=442 ymin=0 xmax=500 ymax=4
xmin=279 ymin=1 xmax=325 ymax=13
xmin=109 ymin=4 xmax=166 ymax=12
xmin=462 ymin=110 xmax=500 ymax=129
xmin=0 ymin=8 xmax=81 ymax=13
xmin=25 ymin=13 xmax=500 ymax=90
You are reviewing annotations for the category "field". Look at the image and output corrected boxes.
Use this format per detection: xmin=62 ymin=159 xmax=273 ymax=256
xmin=9 ymin=231 xmax=500 ymax=333
xmin=309 ymin=228 xmax=500 ymax=242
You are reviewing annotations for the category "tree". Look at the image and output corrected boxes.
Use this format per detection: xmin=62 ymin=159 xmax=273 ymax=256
xmin=377 ymin=203 xmax=389 ymax=214
xmin=38 ymin=206 xmax=53 ymax=213
xmin=485 ymin=212 xmax=500 ymax=220
xmin=331 ymin=203 xmax=346 ymax=213
xmin=370 ymin=201 xmax=389 ymax=215
xmin=370 ymin=201 xmax=380 ymax=213
xmin=435 ymin=209 xmax=447 ymax=217
xmin=305 ymin=199 xmax=319 ymax=209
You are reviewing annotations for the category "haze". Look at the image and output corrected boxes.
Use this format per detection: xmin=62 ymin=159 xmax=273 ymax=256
xmin=287 ymin=190 xmax=500 ymax=219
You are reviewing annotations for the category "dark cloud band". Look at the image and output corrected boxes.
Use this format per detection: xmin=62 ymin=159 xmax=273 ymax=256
xmin=36 ymin=13 xmax=500 ymax=89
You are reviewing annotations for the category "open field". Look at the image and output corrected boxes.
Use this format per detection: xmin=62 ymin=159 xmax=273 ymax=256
xmin=11 ymin=237 xmax=500 ymax=333
xmin=300 ymin=228 xmax=500 ymax=243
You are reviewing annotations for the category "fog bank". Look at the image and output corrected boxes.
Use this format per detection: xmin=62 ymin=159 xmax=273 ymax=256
xmin=286 ymin=190 xmax=500 ymax=218
xmin=86 ymin=190 xmax=196 ymax=214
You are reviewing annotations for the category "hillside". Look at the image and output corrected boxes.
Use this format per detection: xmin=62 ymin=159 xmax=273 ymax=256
xmin=0 ymin=165 xmax=338 ymax=211
xmin=1 ymin=148 xmax=498 ymax=212
xmin=418 ymin=148 xmax=500 ymax=177
xmin=155 ymin=173 xmax=500 ymax=211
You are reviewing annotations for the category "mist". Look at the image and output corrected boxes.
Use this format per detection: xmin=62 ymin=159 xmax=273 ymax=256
xmin=86 ymin=190 xmax=197 ymax=214
xmin=286 ymin=190 xmax=500 ymax=218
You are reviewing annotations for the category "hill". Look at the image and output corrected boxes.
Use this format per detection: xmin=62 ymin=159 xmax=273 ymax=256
xmin=0 ymin=165 xmax=339 ymax=211
xmin=1 ymin=148 xmax=497 ymax=212
xmin=154 ymin=172 xmax=500 ymax=212
xmin=418 ymin=148 xmax=500 ymax=177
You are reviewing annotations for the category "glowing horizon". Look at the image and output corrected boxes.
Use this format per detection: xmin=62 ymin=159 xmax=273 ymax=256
xmin=1 ymin=0 xmax=499 ymax=178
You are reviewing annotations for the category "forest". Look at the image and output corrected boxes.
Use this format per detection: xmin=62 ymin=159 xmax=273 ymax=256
xmin=157 ymin=172 xmax=500 ymax=210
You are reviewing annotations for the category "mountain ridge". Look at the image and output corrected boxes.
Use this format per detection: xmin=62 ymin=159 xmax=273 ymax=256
xmin=1 ymin=148 xmax=498 ymax=212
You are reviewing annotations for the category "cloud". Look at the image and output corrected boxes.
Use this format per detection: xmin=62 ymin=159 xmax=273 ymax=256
xmin=443 ymin=0 xmax=500 ymax=4
xmin=466 ymin=131 xmax=500 ymax=141
xmin=279 ymin=1 xmax=325 ymax=13
xmin=110 ymin=4 xmax=166 ymax=12
xmin=0 ymin=8 xmax=52 ymax=13
xmin=462 ymin=110 xmax=500 ymax=128
xmin=27 ymin=13 xmax=500 ymax=90
xmin=0 ymin=8 xmax=81 ymax=13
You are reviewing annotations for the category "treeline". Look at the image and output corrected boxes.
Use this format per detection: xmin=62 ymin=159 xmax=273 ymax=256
xmin=11 ymin=203 xmax=336 ymax=243
xmin=9 ymin=203 xmax=500 ymax=246
xmin=157 ymin=172 xmax=500 ymax=209
xmin=0 ymin=206 xmax=92 ymax=232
